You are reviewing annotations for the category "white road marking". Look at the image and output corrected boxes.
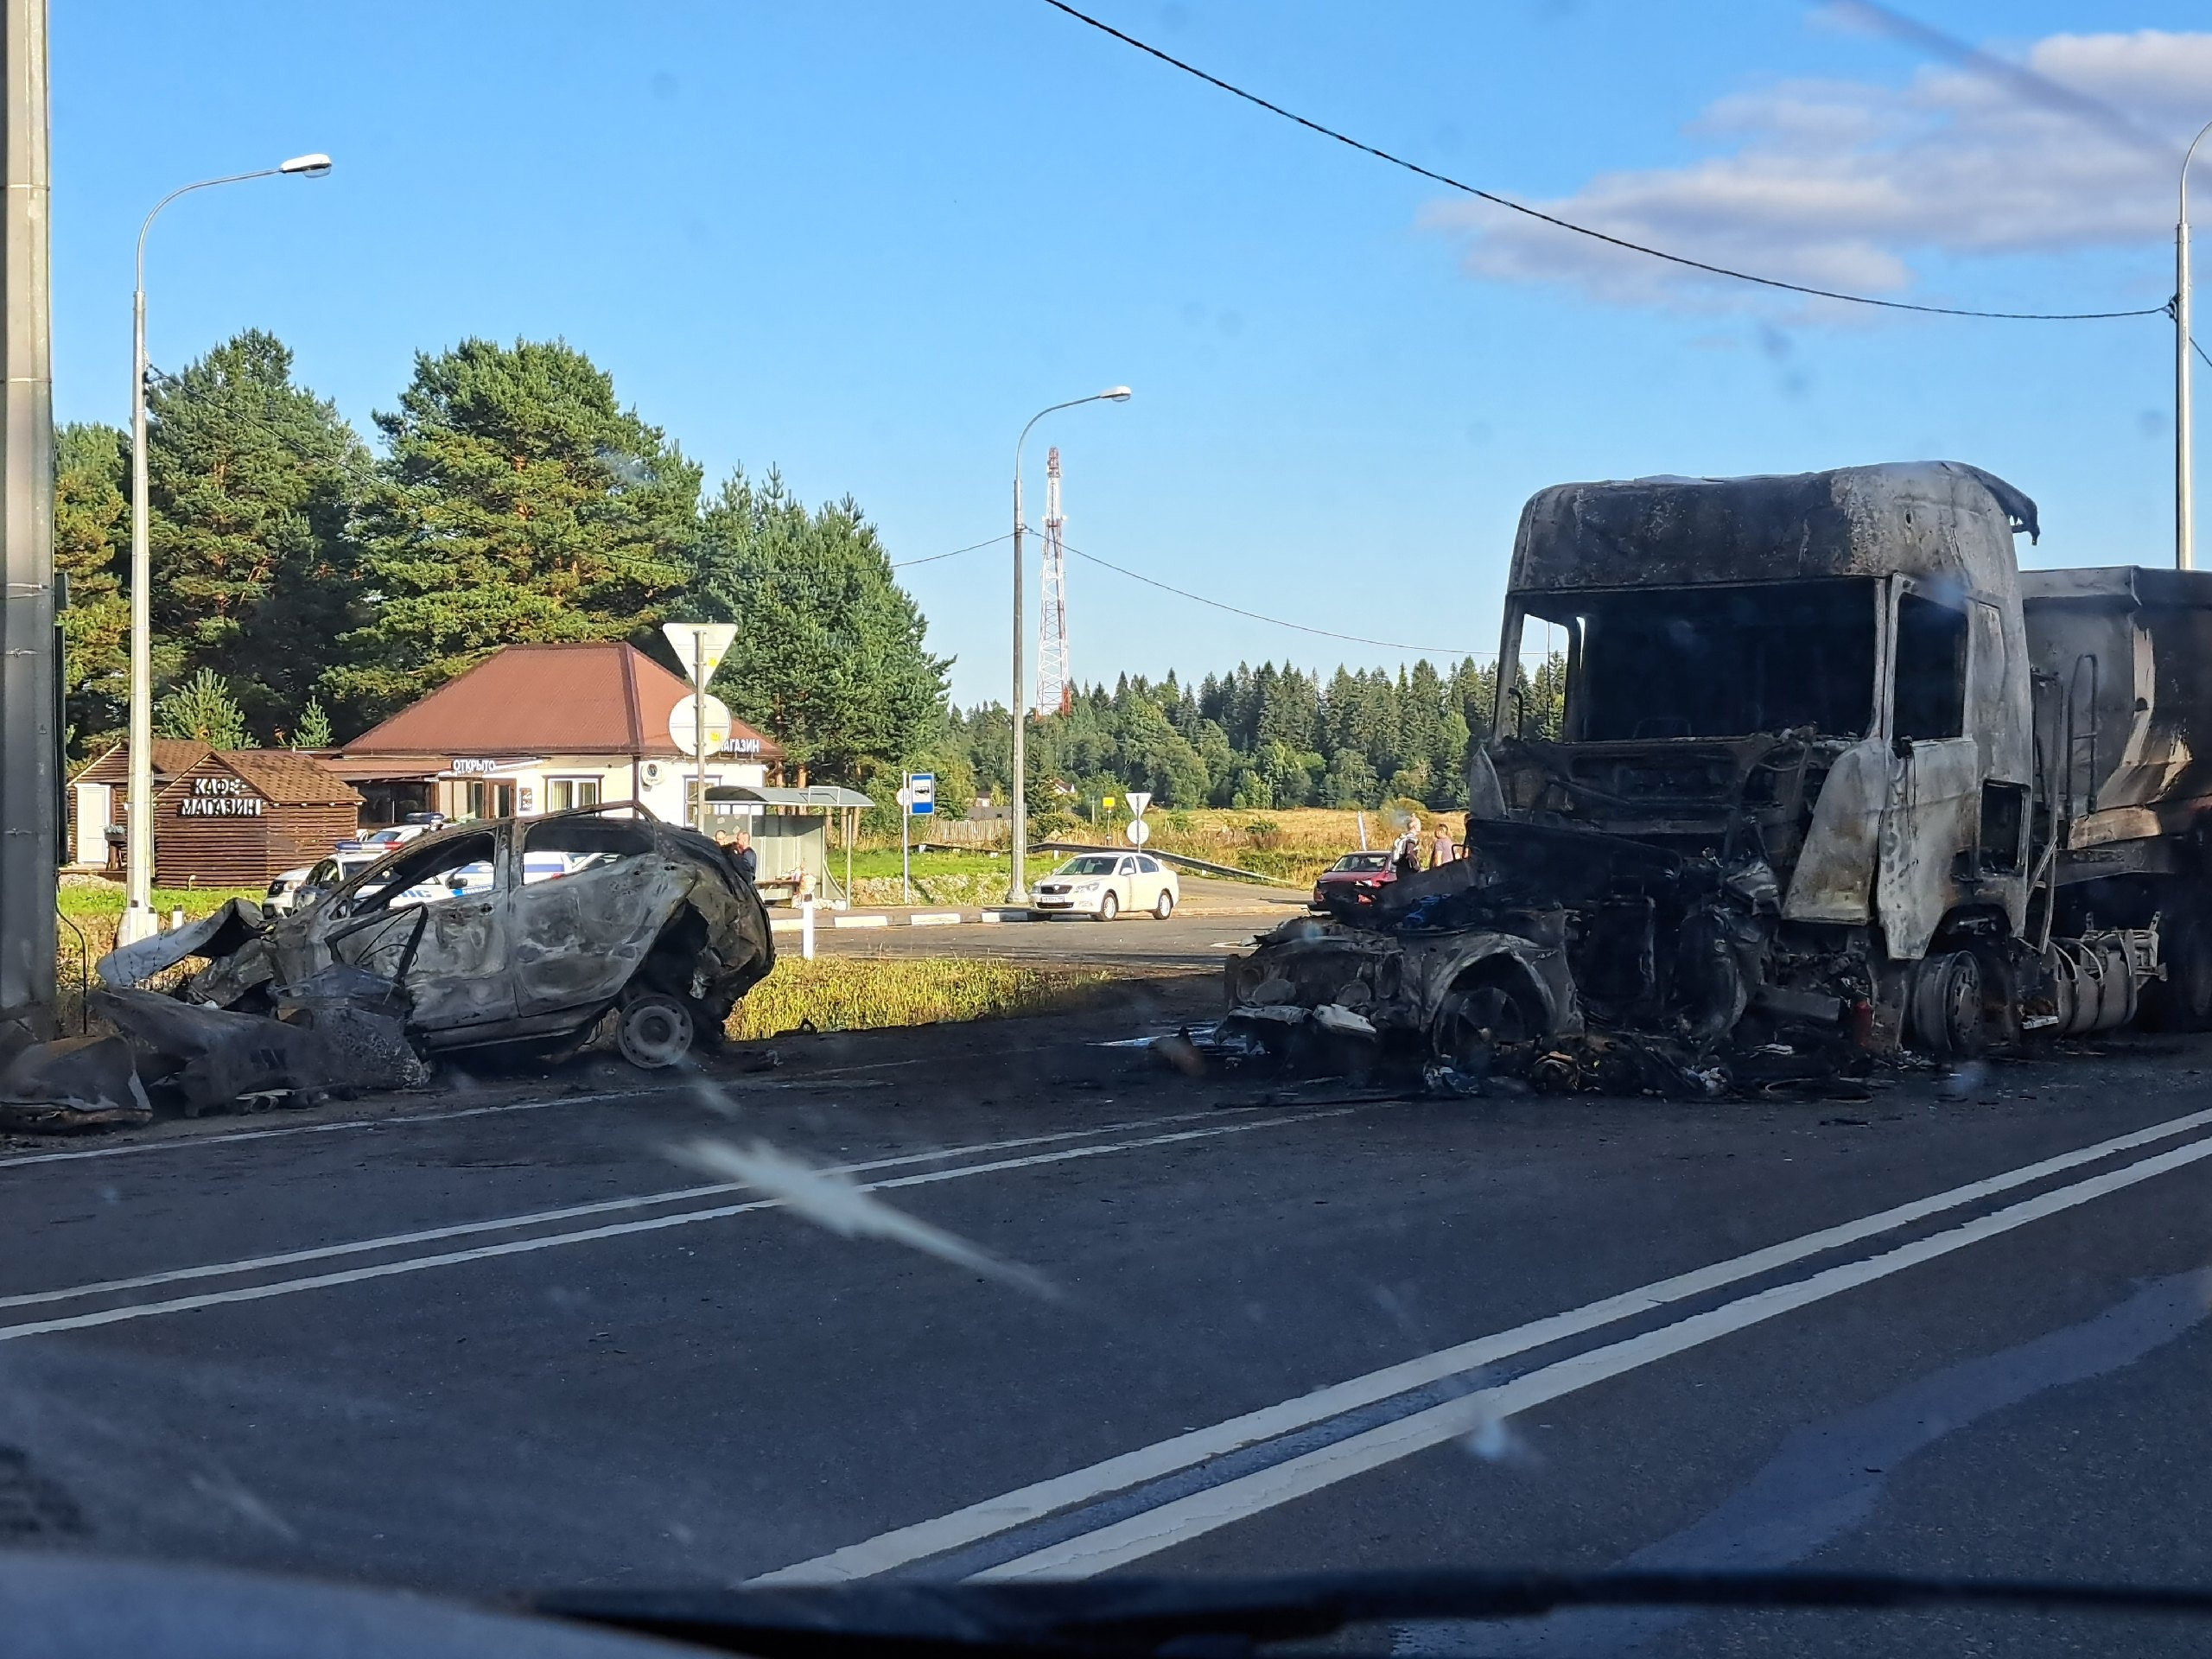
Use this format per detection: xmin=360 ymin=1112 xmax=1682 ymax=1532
xmin=0 ymin=1111 xmax=1238 ymax=1314
xmin=0 ymin=1087 xmax=657 ymax=1173
xmin=753 ymin=1103 xmax=2212 ymax=1584
xmin=0 ymin=1037 xmax=1102 ymax=1174
xmin=978 ymin=1128 xmax=2212 ymax=1579
xmin=0 ymin=1108 xmax=1355 ymax=1344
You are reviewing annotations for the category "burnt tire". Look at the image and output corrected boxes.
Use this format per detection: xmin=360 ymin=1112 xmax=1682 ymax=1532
xmin=1433 ymin=971 xmax=1542 ymax=1067
xmin=617 ymin=992 xmax=694 ymax=1069
xmin=2147 ymin=905 xmax=2212 ymax=1031
xmin=1908 ymin=949 xmax=1987 ymax=1059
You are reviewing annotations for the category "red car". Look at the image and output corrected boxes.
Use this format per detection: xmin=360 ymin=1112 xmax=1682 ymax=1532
xmin=1312 ymin=849 xmax=1397 ymax=912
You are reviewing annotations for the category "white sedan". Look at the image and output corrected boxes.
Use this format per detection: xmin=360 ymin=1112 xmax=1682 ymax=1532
xmin=1029 ymin=852 xmax=1179 ymax=921
xmin=264 ymin=850 xmax=384 ymax=914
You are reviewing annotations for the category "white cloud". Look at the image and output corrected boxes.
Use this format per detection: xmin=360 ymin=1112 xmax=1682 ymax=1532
xmin=1428 ymin=29 xmax=2212 ymax=315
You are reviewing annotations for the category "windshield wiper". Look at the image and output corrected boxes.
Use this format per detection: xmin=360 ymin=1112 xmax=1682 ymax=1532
xmin=535 ymin=1567 xmax=2212 ymax=1656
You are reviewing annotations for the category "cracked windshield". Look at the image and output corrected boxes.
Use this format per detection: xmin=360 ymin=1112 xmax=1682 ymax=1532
xmin=5 ymin=3 xmax=2212 ymax=1655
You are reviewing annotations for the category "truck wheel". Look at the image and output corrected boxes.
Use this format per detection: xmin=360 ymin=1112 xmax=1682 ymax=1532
xmin=618 ymin=993 xmax=694 ymax=1069
xmin=1909 ymin=950 xmax=1987 ymax=1058
xmin=2149 ymin=906 xmax=2212 ymax=1031
xmin=1433 ymin=973 xmax=1541 ymax=1066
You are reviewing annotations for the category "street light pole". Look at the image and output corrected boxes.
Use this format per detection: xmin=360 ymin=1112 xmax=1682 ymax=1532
xmin=115 ymin=154 xmax=331 ymax=948
xmin=2180 ymin=119 xmax=2212 ymax=572
xmin=1006 ymin=387 xmax=1131 ymax=906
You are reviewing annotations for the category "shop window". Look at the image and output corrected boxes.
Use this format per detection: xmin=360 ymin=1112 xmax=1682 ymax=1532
xmin=521 ymin=815 xmax=653 ymax=884
xmin=549 ymin=778 xmax=601 ymax=812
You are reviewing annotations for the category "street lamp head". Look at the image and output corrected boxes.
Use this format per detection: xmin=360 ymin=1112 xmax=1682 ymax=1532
xmin=1099 ymin=385 xmax=1133 ymax=402
xmin=279 ymin=153 xmax=334 ymax=177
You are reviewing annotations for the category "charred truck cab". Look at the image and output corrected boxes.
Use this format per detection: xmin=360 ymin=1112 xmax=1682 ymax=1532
xmin=1227 ymin=462 xmax=2212 ymax=1082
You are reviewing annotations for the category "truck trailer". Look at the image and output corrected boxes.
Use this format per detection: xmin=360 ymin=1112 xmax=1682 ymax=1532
xmin=1224 ymin=462 xmax=2212 ymax=1079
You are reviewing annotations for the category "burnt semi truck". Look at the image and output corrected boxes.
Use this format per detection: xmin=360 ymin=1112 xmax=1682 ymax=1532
xmin=1226 ymin=462 xmax=2212 ymax=1076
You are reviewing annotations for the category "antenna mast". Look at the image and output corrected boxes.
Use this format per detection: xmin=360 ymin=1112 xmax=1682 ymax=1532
xmin=1035 ymin=445 xmax=1072 ymax=715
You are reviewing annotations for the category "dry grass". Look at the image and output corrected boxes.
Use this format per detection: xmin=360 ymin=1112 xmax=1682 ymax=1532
xmin=727 ymin=957 xmax=1118 ymax=1041
xmin=1142 ymin=807 xmax=1412 ymax=884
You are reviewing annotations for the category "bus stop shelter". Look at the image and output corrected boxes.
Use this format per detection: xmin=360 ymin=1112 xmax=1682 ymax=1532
xmin=702 ymin=784 xmax=874 ymax=906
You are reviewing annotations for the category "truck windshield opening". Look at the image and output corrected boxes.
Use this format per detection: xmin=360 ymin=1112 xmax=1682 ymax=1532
xmin=1540 ymin=579 xmax=1878 ymax=741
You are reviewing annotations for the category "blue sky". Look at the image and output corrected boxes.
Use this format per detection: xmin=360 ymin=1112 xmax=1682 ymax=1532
xmin=51 ymin=3 xmax=2212 ymax=708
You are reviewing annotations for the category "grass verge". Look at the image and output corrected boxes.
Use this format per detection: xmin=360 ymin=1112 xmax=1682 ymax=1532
xmin=728 ymin=957 xmax=1118 ymax=1041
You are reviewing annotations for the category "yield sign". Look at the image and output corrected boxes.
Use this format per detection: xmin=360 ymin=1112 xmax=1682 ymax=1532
xmin=1124 ymin=791 xmax=1153 ymax=817
xmin=662 ymin=621 xmax=739 ymax=686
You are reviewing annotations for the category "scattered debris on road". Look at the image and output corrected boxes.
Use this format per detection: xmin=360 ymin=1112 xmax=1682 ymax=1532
xmin=0 ymin=1033 xmax=151 ymax=1130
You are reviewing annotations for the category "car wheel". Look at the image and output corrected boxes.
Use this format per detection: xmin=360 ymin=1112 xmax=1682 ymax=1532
xmin=1154 ymin=889 xmax=1174 ymax=919
xmin=1096 ymin=892 xmax=1119 ymax=923
xmin=617 ymin=992 xmax=694 ymax=1069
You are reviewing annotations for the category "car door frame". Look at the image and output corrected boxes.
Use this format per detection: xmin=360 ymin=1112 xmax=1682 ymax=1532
xmin=316 ymin=824 xmax=518 ymax=1032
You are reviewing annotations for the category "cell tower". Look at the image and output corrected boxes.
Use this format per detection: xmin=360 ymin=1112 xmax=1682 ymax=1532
xmin=1035 ymin=446 xmax=1073 ymax=716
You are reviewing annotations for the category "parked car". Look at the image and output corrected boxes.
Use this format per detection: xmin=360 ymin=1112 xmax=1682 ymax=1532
xmin=265 ymin=850 xmax=384 ymax=914
xmin=1312 ymin=849 xmax=1397 ymax=913
xmin=1030 ymin=852 xmax=1179 ymax=921
xmin=337 ymin=822 xmax=433 ymax=855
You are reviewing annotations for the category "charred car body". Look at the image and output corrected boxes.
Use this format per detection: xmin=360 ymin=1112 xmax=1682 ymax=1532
xmin=1229 ymin=462 xmax=2212 ymax=1080
xmin=100 ymin=804 xmax=775 ymax=1078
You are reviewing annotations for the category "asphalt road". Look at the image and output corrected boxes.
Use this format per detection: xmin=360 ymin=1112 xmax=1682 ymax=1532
xmin=8 ymin=993 xmax=2212 ymax=1653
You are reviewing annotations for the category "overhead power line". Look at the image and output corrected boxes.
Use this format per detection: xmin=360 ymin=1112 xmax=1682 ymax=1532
xmin=1048 ymin=528 xmax=1485 ymax=658
xmin=893 ymin=531 xmax=1015 ymax=569
xmin=1039 ymin=0 xmax=2166 ymax=323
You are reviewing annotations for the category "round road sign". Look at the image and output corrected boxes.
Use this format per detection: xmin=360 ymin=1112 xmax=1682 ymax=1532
xmin=1125 ymin=818 xmax=1151 ymax=846
xmin=669 ymin=694 xmax=734 ymax=757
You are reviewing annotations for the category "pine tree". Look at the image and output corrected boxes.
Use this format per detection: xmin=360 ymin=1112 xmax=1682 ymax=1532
xmin=683 ymin=467 xmax=949 ymax=787
xmin=330 ymin=337 xmax=702 ymax=721
xmin=54 ymin=423 xmax=130 ymax=755
xmin=290 ymin=695 xmax=334 ymax=749
xmin=155 ymin=668 xmax=253 ymax=749
xmin=146 ymin=330 xmax=368 ymax=741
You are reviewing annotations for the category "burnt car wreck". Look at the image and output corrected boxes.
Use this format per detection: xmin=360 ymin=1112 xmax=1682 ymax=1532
xmin=75 ymin=805 xmax=774 ymax=1119
xmin=1226 ymin=462 xmax=2212 ymax=1094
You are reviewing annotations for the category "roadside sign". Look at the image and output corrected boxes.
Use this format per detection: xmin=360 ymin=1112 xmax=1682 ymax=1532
xmin=906 ymin=772 xmax=936 ymax=817
xmin=1101 ymin=796 xmax=1115 ymax=810
xmin=668 ymin=693 xmax=733 ymax=757
xmin=1125 ymin=818 xmax=1151 ymax=847
xmin=661 ymin=621 xmax=739 ymax=687
xmin=1125 ymin=791 xmax=1153 ymax=818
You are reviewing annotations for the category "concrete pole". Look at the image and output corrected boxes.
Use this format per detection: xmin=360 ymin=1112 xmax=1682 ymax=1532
xmin=0 ymin=0 xmax=54 ymax=1033
xmin=119 ymin=284 xmax=151 ymax=938
xmin=1007 ymin=470 xmax=1026 ymax=904
xmin=1005 ymin=387 xmax=1129 ymax=906
xmin=115 ymin=156 xmax=329 ymax=947
xmin=2181 ymin=118 xmax=2212 ymax=572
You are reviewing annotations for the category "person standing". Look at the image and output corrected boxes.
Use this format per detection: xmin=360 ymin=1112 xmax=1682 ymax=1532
xmin=731 ymin=829 xmax=758 ymax=886
xmin=1393 ymin=814 xmax=1423 ymax=878
xmin=1429 ymin=822 xmax=1456 ymax=868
